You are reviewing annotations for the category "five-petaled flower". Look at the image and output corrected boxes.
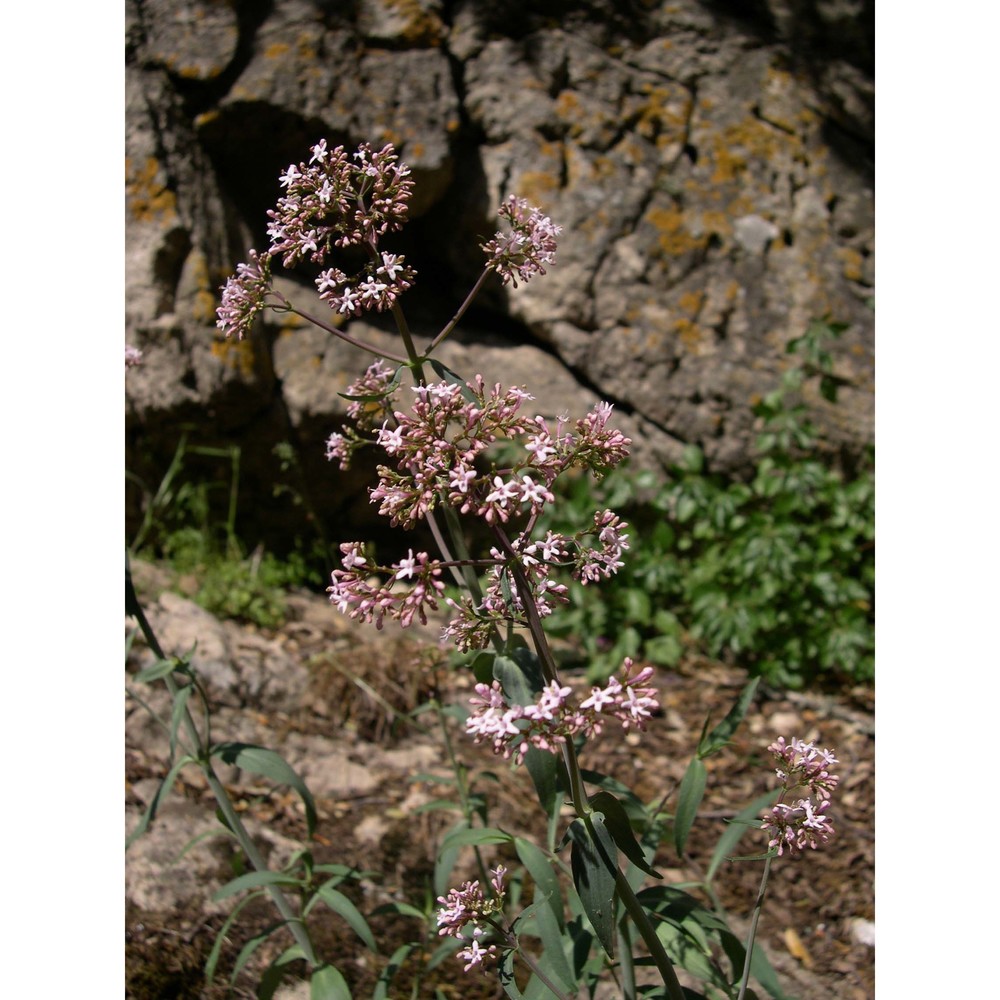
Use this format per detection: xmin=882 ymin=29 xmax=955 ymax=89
xmin=761 ymin=737 xmax=839 ymax=855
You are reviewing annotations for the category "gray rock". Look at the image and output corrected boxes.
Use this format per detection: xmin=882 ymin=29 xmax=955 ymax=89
xmin=126 ymin=0 xmax=874 ymax=551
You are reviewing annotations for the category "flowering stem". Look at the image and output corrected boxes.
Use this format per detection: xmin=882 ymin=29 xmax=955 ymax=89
xmin=507 ymin=941 xmax=575 ymax=1000
xmin=606 ymin=857 xmax=686 ymax=1000
xmin=426 ymin=266 xmax=492 ymax=354
xmin=617 ymin=919 xmax=637 ymax=1000
xmin=276 ymin=299 xmax=411 ymax=365
xmin=736 ymin=854 xmax=773 ymax=1000
xmin=126 ymin=560 xmax=320 ymax=968
xmin=433 ymin=698 xmax=493 ymax=888
xmin=480 ymin=528 xmax=686 ymax=999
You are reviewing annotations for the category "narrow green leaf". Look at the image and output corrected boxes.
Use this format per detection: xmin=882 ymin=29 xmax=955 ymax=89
xmin=498 ymin=948 xmax=525 ymax=999
xmin=567 ymin=816 xmax=618 ymax=958
xmin=469 ymin=650 xmax=496 ymax=684
xmin=167 ymin=682 xmax=193 ymax=758
xmin=203 ymin=892 xmax=262 ymax=982
xmin=514 ymin=838 xmax=564 ymax=931
xmin=428 ymin=359 xmax=477 ymax=402
xmin=413 ymin=798 xmax=465 ymax=815
xmin=308 ymin=885 xmax=377 ymax=952
xmin=310 ymin=963 xmax=352 ymax=1000
xmin=370 ymin=900 xmax=427 ymax=922
xmin=212 ymin=870 xmax=300 ymax=901
xmin=125 ymin=754 xmax=196 ymax=848
xmin=493 ymin=648 xmax=545 ymax=707
xmin=426 ymin=936 xmax=462 ymax=971
xmin=258 ymin=944 xmax=308 ymax=1000
xmin=373 ymin=943 xmax=416 ymax=1000
xmin=135 ymin=656 xmax=183 ymax=683
xmin=674 ymin=757 xmax=707 ymax=858
xmin=209 ymin=742 xmax=317 ymax=838
xmin=698 ymin=678 xmax=760 ymax=758
xmin=439 ymin=826 xmax=512 ymax=854
xmin=229 ymin=922 xmax=288 ymax=985
xmin=337 ymin=364 xmax=404 ymax=402
xmin=589 ymin=790 xmax=661 ymax=879
xmin=523 ymin=743 xmax=562 ymax=820
xmin=705 ymin=790 xmax=778 ymax=883
xmin=518 ymin=897 xmax=575 ymax=991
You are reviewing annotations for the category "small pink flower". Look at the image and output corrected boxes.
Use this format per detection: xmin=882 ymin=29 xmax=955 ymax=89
xmin=761 ymin=736 xmax=839 ymax=855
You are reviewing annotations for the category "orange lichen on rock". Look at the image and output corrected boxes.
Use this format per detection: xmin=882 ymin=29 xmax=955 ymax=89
xmin=126 ymin=157 xmax=178 ymax=225
xmin=211 ymin=336 xmax=257 ymax=378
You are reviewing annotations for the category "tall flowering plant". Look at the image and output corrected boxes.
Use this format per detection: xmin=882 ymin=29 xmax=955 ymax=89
xmin=215 ymin=140 xmax=839 ymax=1000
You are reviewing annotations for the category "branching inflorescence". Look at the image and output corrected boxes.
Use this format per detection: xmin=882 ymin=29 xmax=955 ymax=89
xmin=762 ymin=737 xmax=839 ymax=855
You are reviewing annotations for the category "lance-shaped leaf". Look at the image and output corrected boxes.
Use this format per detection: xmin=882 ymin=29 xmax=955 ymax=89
xmin=566 ymin=815 xmax=618 ymax=958
xmin=589 ymin=790 xmax=662 ymax=879
xmin=697 ymin=677 xmax=760 ymax=758
xmin=210 ymin=742 xmax=317 ymax=838
xmin=309 ymin=963 xmax=352 ymax=1000
xmin=523 ymin=743 xmax=563 ymax=822
xmin=673 ymin=756 xmax=707 ymax=858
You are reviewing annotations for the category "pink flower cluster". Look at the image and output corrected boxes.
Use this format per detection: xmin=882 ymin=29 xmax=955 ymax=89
xmin=324 ymin=372 xmax=633 ymax=647
xmin=216 ymin=141 xmax=416 ymax=339
xmin=465 ymin=659 xmax=659 ymax=763
xmin=761 ymin=737 xmax=839 ymax=856
xmin=436 ymin=865 xmax=508 ymax=972
xmin=216 ymin=249 xmax=274 ymax=341
xmin=269 ymin=140 xmax=414 ymax=268
xmin=327 ymin=543 xmax=445 ymax=629
xmin=482 ymin=195 xmax=562 ymax=287
xmin=125 ymin=344 xmax=143 ymax=369
xmin=216 ymin=140 xmax=567 ymax=341
xmin=360 ymin=376 xmax=630 ymax=532
xmin=325 ymin=359 xmax=400 ymax=469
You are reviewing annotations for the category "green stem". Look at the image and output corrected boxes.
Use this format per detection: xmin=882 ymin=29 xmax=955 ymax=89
xmin=607 ymin=858 xmax=686 ymax=1000
xmin=434 ymin=698 xmax=491 ymax=888
xmin=486 ymin=528 xmax=686 ymax=1000
xmin=126 ymin=557 xmax=320 ymax=968
xmin=511 ymin=945 xmax=574 ymax=1000
xmin=426 ymin=267 xmax=492 ymax=354
xmin=277 ymin=299 xmax=411 ymax=365
xmin=617 ymin=918 xmax=637 ymax=1000
xmin=736 ymin=854 xmax=773 ymax=1000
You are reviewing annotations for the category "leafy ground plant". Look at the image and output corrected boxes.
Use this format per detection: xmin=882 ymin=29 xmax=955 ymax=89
xmin=536 ymin=319 xmax=874 ymax=689
xmin=127 ymin=433 xmax=322 ymax=628
xmin=128 ymin=139 xmax=849 ymax=999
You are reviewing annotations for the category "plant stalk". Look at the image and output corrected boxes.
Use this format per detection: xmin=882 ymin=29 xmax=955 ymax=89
xmin=126 ymin=558 xmax=320 ymax=968
xmin=736 ymin=854 xmax=773 ymax=1000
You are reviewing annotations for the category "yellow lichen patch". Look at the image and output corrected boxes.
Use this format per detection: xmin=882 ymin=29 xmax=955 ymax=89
xmin=673 ymin=316 xmax=707 ymax=354
xmin=211 ymin=336 xmax=256 ymax=378
xmin=382 ymin=0 xmax=444 ymax=45
xmin=181 ymin=251 xmax=219 ymax=325
xmin=645 ymin=205 xmax=705 ymax=258
xmin=265 ymin=42 xmax=290 ymax=58
xmin=125 ymin=156 xmax=178 ymax=224
xmin=632 ymin=83 xmax=688 ymax=141
xmin=677 ymin=289 xmax=705 ymax=315
xmin=835 ymin=247 xmax=865 ymax=282
xmin=518 ymin=170 xmax=560 ymax=203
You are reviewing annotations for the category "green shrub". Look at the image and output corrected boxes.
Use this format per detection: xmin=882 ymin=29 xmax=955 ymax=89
xmin=127 ymin=435 xmax=323 ymax=629
xmin=540 ymin=319 xmax=874 ymax=689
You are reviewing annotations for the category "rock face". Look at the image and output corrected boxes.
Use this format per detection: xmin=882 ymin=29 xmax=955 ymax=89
xmin=125 ymin=0 xmax=873 ymax=552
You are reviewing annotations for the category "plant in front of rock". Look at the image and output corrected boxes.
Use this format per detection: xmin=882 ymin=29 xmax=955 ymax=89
xmin=126 ymin=554 xmax=378 ymax=996
xmin=192 ymin=136 xmax=854 ymax=999
xmin=125 ymin=136 xmax=854 ymax=999
xmin=127 ymin=432 xmax=323 ymax=629
xmin=536 ymin=318 xmax=874 ymax=689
